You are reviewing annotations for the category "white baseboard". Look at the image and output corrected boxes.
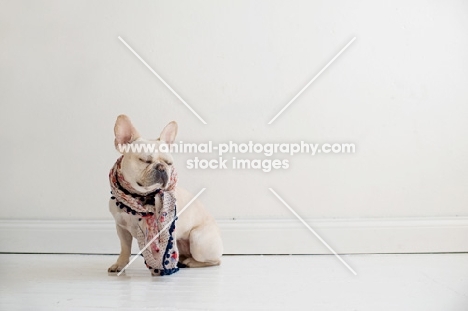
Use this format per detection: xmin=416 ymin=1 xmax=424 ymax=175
xmin=1 ymin=217 xmax=468 ymax=254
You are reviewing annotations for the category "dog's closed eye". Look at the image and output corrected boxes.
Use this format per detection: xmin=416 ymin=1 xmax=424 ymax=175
xmin=139 ymin=158 xmax=152 ymax=164
xmin=163 ymin=160 xmax=173 ymax=166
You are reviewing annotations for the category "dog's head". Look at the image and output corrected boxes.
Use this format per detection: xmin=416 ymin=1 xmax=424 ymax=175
xmin=114 ymin=114 xmax=178 ymax=194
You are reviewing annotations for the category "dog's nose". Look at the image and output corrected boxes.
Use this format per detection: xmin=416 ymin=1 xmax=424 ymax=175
xmin=154 ymin=163 xmax=168 ymax=186
xmin=155 ymin=163 xmax=165 ymax=172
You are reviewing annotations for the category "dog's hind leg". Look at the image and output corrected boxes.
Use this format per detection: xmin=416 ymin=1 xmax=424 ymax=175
xmin=182 ymin=224 xmax=223 ymax=268
xmin=108 ymin=225 xmax=133 ymax=273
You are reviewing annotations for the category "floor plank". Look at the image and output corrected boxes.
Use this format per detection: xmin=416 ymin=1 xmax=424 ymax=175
xmin=0 ymin=254 xmax=467 ymax=310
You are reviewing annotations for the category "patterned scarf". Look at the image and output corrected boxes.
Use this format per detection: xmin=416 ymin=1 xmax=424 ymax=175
xmin=109 ymin=156 xmax=179 ymax=276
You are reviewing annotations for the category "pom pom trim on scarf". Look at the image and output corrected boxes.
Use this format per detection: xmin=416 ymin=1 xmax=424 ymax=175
xmin=109 ymin=156 xmax=180 ymax=276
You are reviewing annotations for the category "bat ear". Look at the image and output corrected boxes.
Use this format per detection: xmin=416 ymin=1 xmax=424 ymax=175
xmin=114 ymin=115 xmax=140 ymax=152
xmin=159 ymin=121 xmax=178 ymax=145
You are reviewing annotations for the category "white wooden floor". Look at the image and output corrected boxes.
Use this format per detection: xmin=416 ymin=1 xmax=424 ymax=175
xmin=0 ymin=254 xmax=467 ymax=310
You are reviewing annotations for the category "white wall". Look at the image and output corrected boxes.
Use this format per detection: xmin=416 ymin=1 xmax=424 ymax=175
xmin=1 ymin=0 xmax=467 ymax=225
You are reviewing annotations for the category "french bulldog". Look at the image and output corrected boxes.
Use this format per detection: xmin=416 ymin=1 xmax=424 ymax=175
xmin=108 ymin=115 xmax=223 ymax=274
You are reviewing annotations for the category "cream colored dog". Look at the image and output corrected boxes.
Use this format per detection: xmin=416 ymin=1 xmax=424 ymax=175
xmin=108 ymin=115 xmax=223 ymax=273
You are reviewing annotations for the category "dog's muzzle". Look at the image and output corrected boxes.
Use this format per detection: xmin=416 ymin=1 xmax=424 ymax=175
xmin=153 ymin=163 xmax=168 ymax=187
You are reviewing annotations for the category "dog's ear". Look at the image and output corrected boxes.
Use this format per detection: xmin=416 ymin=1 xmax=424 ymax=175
xmin=159 ymin=121 xmax=178 ymax=145
xmin=114 ymin=115 xmax=140 ymax=152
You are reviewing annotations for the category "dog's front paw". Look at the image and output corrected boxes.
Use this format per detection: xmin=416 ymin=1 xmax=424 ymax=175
xmin=108 ymin=263 xmax=124 ymax=273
